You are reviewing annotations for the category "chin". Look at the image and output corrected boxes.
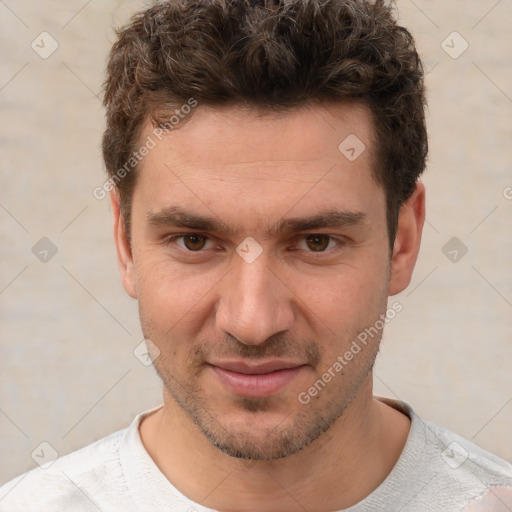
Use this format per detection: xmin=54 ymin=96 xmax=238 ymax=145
xmin=199 ymin=405 xmax=332 ymax=461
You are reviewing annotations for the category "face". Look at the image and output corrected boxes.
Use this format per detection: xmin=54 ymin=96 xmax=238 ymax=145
xmin=113 ymin=102 xmax=417 ymax=460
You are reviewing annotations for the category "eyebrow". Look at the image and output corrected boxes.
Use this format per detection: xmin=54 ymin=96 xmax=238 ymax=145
xmin=146 ymin=206 xmax=367 ymax=235
xmin=270 ymin=210 xmax=366 ymax=235
xmin=147 ymin=207 xmax=234 ymax=233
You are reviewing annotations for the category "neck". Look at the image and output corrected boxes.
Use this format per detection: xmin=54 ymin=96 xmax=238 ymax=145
xmin=140 ymin=376 xmax=410 ymax=511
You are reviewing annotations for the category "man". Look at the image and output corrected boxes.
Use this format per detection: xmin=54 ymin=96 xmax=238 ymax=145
xmin=1 ymin=0 xmax=511 ymax=510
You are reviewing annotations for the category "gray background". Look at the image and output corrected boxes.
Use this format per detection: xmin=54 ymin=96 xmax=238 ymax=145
xmin=0 ymin=0 xmax=511 ymax=485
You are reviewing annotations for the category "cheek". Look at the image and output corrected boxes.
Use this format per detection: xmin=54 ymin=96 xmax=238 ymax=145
xmin=292 ymin=258 xmax=389 ymax=330
xmin=134 ymin=250 xmax=220 ymax=336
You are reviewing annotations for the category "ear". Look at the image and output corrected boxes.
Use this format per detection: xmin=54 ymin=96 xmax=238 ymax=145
xmin=110 ymin=190 xmax=137 ymax=299
xmin=389 ymin=182 xmax=425 ymax=296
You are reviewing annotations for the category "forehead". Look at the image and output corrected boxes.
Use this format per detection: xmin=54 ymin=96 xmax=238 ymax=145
xmin=132 ymin=102 xmax=383 ymax=226
xmin=144 ymin=102 xmax=374 ymax=168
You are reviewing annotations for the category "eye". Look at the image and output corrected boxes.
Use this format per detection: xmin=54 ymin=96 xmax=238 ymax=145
xmin=172 ymin=234 xmax=214 ymax=251
xmin=297 ymin=234 xmax=338 ymax=252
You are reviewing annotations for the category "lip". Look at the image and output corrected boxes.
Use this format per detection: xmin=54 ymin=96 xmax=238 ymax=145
xmin=208 ymin=360 xmax=306 ymax=398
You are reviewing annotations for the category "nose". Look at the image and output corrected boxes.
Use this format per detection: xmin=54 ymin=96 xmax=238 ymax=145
xmin=215 ymin=251 xmax=295 ymax=346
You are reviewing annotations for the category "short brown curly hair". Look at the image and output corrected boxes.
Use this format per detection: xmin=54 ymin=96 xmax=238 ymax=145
xmin=102 ymin=0 xmax=427 ymax=248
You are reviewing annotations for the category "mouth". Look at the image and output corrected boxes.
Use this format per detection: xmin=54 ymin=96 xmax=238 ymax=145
xmin=207 ymin=360 xmax=307 ymax=398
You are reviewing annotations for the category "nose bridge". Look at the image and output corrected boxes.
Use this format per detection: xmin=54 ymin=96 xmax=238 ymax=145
xmin=215 ymin=252 xmax=293 ymax=345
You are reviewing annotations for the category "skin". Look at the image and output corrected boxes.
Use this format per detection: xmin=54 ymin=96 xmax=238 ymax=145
xmin=111 ymin=102 xmax=425 ymax=511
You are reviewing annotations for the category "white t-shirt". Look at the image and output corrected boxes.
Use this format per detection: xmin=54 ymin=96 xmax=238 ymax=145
xmin=1 ymin=399 xmax=511 ymax=511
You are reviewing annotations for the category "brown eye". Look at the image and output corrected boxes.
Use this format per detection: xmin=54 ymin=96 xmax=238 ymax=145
xmin=183 ymin=234 xmax=207 ymax=251
xmin=305 ymin=234 xmax=331 ymax=252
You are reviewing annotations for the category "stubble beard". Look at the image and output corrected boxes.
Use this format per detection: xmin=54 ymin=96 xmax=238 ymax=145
xmin=148 ymin=329 xmax=381 ymax=461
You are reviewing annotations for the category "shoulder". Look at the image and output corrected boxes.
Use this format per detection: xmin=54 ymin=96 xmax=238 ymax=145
xmin=416 ymin=414 xmax=512 ymax=510
xmin=422 ymin=418 xmax=512 ymax=483
xmin=0 ymin=428 xmax=132 ymax=512
xmin=379 ymin=398 xmax=512 ymax=511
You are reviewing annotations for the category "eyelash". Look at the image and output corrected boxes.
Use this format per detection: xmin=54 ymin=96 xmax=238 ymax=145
xmin=166 ymin=234 xmax=217 ymax=251
xmin=163 ymin=233 xmax=345 ymax=254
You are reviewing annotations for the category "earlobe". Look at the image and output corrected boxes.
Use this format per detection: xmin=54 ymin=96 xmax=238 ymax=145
xmin=388 ymin=182 xmax=426 ymax=296
xmin=110 ymin=190 xmax=137 ymax=299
